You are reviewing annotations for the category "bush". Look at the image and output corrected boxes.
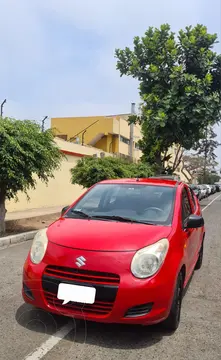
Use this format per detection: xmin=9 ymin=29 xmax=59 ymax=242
xmin=0 ymin=117 xmax=63 ymax=234
xmin=71 ymin=156 xmax=153 ymax=188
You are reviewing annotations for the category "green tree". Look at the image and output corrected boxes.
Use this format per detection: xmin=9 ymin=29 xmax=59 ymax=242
xmin=115 ymin=24 xmax=221 ymax=172
xmin=0 ymin=117 xmax=63 ymax=235
xmin=183 ymin=151 xmax=218 ymax=181
xmin=193 ymin=125 xmax=219 ymax=182
xmin=197 ymin=171 xmax=220 ymax=184
xmin=71 ymin=156 xmax=153 ymax=188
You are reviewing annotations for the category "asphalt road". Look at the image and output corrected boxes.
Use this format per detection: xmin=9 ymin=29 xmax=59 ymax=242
xmin=0 ymin=193 xmax=221 ymax=360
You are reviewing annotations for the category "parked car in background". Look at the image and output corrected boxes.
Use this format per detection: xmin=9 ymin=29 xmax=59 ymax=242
xmin=196 ymin=185 xmax=204 ymax=201
xmin=190 ymin=185 xmax=200 ymax=199
xmin=205 ymin=185 xmax=212 ymax=196
xmin=215 ymin=184 xmax=221 ymax=192
xmin=203 ymin=185 xmax=210 ymax=197
xmin=198 ymin=185 xmax=207 ymax=199
xmin=211 ymin=185 xmax=217 ymax=194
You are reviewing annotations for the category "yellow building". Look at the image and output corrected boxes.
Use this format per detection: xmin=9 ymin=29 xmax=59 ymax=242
xmin=51 ymin=113 xmax=143 ymax=162
xmin=51 ymin=113 xmax=192 ymax=182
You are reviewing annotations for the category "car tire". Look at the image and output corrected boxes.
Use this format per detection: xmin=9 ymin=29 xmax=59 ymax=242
xmin=195 ymin=239 xmax=204 ymax=270
xmin=161 ymin=271 xmax=184 ymax=332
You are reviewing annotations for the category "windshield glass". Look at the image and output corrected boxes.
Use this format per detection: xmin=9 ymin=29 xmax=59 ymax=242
xmin=65 ymin=183 xmax=177 ymax=226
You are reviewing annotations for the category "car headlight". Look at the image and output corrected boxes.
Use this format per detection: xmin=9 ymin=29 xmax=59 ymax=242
xmin=30 ymin=228 xmax=48 ymax=264
xmin=131 ymin=238 xmax=169 ymax=279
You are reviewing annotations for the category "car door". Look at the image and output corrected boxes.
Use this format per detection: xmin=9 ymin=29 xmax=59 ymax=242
xmin=188 ymin=185 xmax=204 ymax=258
xmin=181 ymin=186 xmax=198 ymax=277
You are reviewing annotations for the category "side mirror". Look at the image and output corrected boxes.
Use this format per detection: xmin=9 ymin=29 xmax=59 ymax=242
xmin=185 ymin=214 xmax=204 ymax=229
xmin=61 ymin=205 xmax=70 ymax=217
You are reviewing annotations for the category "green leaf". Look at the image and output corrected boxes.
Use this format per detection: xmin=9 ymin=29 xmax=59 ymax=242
xmin=115 ymin=23 xmax=221 ymax=171
xmin=71 ymin=157 xmax=154 ymax=188
xmin=0 ymin=117 xmax=63 ymax=202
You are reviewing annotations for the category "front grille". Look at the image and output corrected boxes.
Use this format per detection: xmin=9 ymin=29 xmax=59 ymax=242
xmin=42 ymin=265 xmax=120 ymax=316
xmin=124 ymin=302 xmax=153 ymax=318
xmin=44 ymin=290 xmax=114 ymax=315
xmin=44 ymin=265 xmax=120 ymax=285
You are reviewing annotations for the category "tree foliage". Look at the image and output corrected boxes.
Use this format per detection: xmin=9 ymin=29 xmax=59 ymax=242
xmin=193 ymin=125 xmax=219 ymax=164
xmin=0 ymin=117 xmax=63 ymax=234
xmin=183 ymin=152 xmax=218 ymax=179
xmin=115 ymin=24 xmax=221 ymax=171
xmin=71 ymin=156 xmax=154 ymax=188
xmin=183 ymin=124 xmax=219 ymax=182
xmin=197 ymin=171 xmax=220 ymax=185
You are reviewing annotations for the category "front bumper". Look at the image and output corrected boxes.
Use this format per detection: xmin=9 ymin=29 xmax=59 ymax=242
xmin=22 ymin=241 xmax=175 ymax=325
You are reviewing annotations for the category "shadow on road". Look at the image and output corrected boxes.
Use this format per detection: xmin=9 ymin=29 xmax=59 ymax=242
xmin=15 ymin=303 xmax=174 ymax=349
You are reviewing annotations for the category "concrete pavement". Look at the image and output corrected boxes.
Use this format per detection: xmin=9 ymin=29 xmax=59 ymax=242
xmin=0 ymin=194 xmax=221 ymax=360
xmin=5 ymin=205 xmax=65 ymax=221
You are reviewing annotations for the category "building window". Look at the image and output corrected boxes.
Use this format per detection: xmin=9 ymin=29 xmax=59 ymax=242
xmin=120 ymin=135 xmax=130 ymax=145
xmin=135 ymin=142 xmax=140 ymax=149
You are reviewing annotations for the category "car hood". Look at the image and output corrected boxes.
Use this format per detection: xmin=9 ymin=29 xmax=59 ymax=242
xmin=47 ymin=218 xmax=172 ymax=252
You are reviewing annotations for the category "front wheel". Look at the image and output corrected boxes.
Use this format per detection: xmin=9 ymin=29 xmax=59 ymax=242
xmin=161 ymin=272 xmax=184 ymax=332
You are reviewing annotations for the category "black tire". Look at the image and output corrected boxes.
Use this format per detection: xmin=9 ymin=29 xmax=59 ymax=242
xmin=195 ymin=239 xmax=204 ymax=270
xmin=162 ymin=272 xmax=184 ymax=332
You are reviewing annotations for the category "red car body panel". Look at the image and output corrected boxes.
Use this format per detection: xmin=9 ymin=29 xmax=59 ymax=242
xmin=22 ymin=178 xmax=205 ymax=325
xmin=48 ymin=219 xmax=173 ymax=251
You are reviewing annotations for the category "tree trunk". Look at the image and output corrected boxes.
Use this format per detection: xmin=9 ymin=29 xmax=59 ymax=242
xmin=0 ymin=195 xmax=6 ymax=235
xmin=154 ymin=151 xmax=163 ymax=174
xmin=203 ymin=125 xmax=208 ymax=183
xmin=172 ymin=147 xmax=184 ymax=172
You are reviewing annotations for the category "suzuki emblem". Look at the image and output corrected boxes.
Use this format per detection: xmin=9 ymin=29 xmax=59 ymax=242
xmin=75 ymin=256 xmax=86 ymax=267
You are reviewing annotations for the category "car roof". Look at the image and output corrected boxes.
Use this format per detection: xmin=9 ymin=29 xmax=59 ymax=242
xmin=98 ymin=178 xmax=182 ymax=187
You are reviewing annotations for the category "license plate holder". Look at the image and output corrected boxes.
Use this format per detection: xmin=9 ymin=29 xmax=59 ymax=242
xmin=57 ymin=283 xmax=96 ymax=305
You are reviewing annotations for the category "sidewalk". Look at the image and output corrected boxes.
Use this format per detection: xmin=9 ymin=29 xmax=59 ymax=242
xmin=5 ymin=205 xmax=65 ymax=221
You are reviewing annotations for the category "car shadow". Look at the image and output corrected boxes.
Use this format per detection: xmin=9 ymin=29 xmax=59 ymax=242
xmin=15 ymin=303 xmax=173 ymax=349
xmin=183 ymin=272 xmax=194 ymax=298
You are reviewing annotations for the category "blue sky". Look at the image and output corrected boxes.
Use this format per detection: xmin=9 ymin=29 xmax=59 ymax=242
xmin=0 ymin=0 xmax=221 ymax=163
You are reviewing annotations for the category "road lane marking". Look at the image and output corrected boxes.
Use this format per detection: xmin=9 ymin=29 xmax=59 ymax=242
xmin=202 ymin=193 xmax=221 ymax=212
xmin=23 ymin=322 xmax=73 ymax=360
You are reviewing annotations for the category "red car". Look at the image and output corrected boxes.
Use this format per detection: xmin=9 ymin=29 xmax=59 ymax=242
xmin=22 ymin=177 xmax=205 ymax=331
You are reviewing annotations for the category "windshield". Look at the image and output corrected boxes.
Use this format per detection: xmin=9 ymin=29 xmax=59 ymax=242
xmin=64 ymin=183 xmax=177 ymax=226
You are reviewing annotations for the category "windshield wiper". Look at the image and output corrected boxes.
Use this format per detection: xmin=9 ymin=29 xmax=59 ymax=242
xmin=66 ymin=212 xmax=157 ymax=225
xmin=91 ymin=215 xmax=155 ymax=225
xmin=91 ymin=215 xmax=133 ymax=222
xmin=68 ymin=209 xmax=91 ymax=218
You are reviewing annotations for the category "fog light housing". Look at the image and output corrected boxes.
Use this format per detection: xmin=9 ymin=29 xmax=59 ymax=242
xmin=23 ymin=282 xmax=34 ymax=300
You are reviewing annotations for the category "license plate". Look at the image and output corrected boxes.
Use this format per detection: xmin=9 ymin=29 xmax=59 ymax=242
xmin=57 ymin=283 xmax=96 ymax=305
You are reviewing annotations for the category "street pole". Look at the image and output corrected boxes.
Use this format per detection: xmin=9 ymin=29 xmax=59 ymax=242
xmin=1 ymin=99 xmax=6 ymax=117
xmin=41 ymin=116 xmax=48 ymax=132
xmin=203 ymin=125 xmax=208 ymax=184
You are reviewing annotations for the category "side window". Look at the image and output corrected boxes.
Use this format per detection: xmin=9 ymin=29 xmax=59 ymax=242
xmin=189 ymin=187 xmax=196 ymax=211
xmin=182 ymin=188 xmax=192 ymax=222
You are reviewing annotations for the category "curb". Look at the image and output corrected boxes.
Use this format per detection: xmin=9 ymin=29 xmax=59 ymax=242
xmin=0 ymin=230 xmax=38 ymax=248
